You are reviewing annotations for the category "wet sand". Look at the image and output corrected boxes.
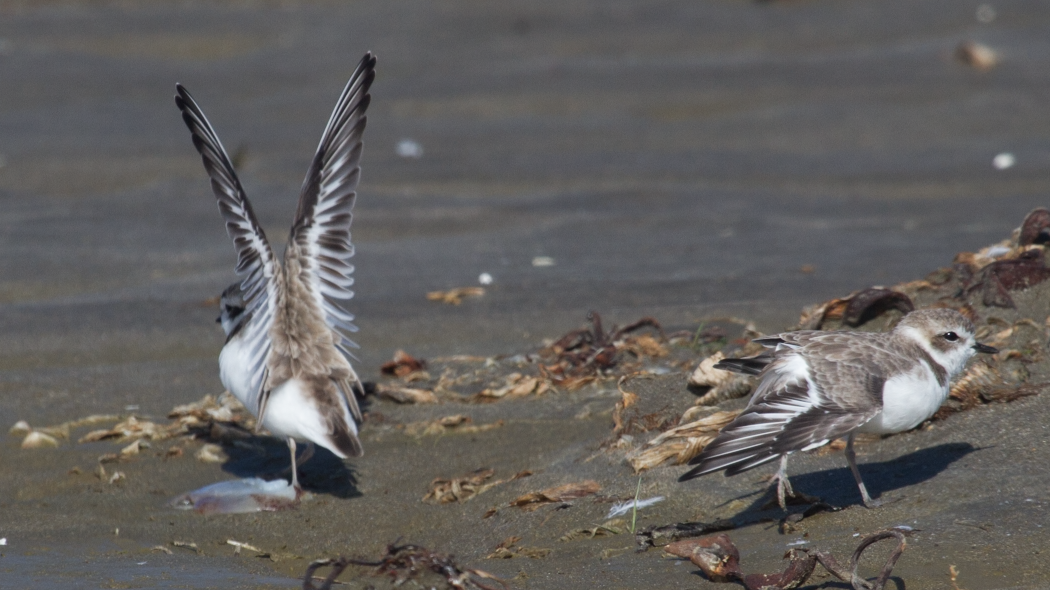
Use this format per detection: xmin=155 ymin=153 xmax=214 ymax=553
xmin=3 ymin=0 xmax=1050 ymax=587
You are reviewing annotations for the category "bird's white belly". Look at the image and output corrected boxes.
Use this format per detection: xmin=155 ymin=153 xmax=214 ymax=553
xmin=219 ymin=339 xmax=356 ymax=458
xmin=261 ymin=379 xmax=356 ymax=459
xmin=859 ymin=367 xmax=948 ymax=434
xmin=261 ymin=379 xmax=320 ymax=439
xmin=218 ymin=337 xmax=255 ymax=409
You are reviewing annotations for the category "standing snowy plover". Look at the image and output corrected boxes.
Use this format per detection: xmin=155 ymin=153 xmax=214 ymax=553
xmin=176 ymin=52 xmax=376 ymax=490
xmin=679 ymin=308 xmax=997 ymax=508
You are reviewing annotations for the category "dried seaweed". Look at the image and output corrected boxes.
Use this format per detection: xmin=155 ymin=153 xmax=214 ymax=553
xmin=369 ymin=312 xmax=683 ymax=404
xmin=12 ymin=414 xmax=121 ymax=446
xmin=380 ymin=349 xmax=427 ymax=377
xmin=168 ymin=392 xmax=249 ymax=425
xmin=611 ymin=378 xmax=640 ymax=435
xmin=403 ymin=415 xmax=504 ymax=437
xmin=485 ymin=536 xmax=552 ymax=559
xmin=538 ymin=312 xmax=666 ymax=389
xmin=559 ymin=519 xmax=626 ymax=542
xmin=373 ymin=382 xmax=439 ymax=404
xmin=797 ymin=288 xmax=913 ymax=330
xmin=423 ymin=469 xmax=497 ymax=504
xmin=426 ymin=287 xmax=486 ymax=305
xmin=509 ymin=480 xmax=601 ymax=511
xmin=688 ymin=351 xmax=753 ymax=405
xmin=424 ymin=469 xmax=532 ymax=504
xmin=635 ymin=519 xmax=737 ymax=549
xmin=79 ymin=416 xmax=179 ymax=443
xmin=303 ymin=543 xmax=506 ymax=590
xmin=664 ymin=528 xmax=912 ymax=590
xmin=1018 ymin=207 xmax=1050 ymax=246
xmin=626 ymin=410 xmax=740 ymax=472
xmin=841 ymin=289 xmax=914 ymax=327
xmin=963 ymin=249 xmax=1050 ymax=308
xmin=76 ymin=393 xmax=252 ymax=445
xmin=474 ymin=373 xmax=550 ymax=401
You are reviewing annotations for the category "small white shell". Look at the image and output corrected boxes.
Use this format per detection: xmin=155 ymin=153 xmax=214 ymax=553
xmin=9 ymin=420 xmax=31 ymax=436
xmin=21 ymin=431 xmax=59 ymax=449
xmin=195 ymin=443 xmax=227 ymax=464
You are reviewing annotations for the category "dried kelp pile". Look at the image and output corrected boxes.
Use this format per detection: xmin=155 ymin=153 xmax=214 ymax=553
xmin=422 ymin=468 xmax=532 ymax=504
xmin=12 ymin=392 xmax=254 ymax=448
xmin=10 ymin=392 xmax=260 ymax=483
xmin=367 ymin=312 xmax=720 ymax=406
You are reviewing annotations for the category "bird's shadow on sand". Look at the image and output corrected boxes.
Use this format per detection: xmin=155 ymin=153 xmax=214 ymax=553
xmin=728 ymin=442 xmax=976 ymax=517
xmin=216 ymin=434 xmax=361 ymax=499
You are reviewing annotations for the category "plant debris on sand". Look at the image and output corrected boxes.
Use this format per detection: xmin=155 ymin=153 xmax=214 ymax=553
xmin=507 ymin=480 xmax=601 ymax=512
xmin=664 ymin=528 xmax=912 ymax=590
xmin=423 ymin=468 xmax=532 ymax=504
xmin=303 ymin=543 xmax=506 ymax=590
xmin=362 ymin=311 xmax=704 ymax=408
xmin=13 ymin=392 xmax=255 ymax=455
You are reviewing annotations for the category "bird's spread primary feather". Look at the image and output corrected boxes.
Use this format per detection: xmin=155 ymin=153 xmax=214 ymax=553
xmin=177 ymin=52 xmax=377 ymax=471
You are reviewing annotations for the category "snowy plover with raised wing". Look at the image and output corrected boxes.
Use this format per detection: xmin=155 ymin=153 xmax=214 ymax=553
xmin=679 ymin=308 xmax=997 ymax=508
xmin=176 ymin=52 xmax=376 ymax=490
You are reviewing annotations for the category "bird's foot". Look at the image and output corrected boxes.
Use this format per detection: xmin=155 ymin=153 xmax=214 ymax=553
xmin=760 ymin=481 xmax=822 ymax=510
xmin=861 ymin=494 xmax=902 ymax=509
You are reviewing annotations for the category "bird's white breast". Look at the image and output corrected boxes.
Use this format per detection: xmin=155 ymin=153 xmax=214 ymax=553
xmin=218 ymin=336 xmax=255 ymax=411
xmin=859 ymin=364 xmax=947 ymax=434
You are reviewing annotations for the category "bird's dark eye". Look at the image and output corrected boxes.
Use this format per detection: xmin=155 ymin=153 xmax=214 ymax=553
xmin=943 ymin=332 xmax=959 ymax=342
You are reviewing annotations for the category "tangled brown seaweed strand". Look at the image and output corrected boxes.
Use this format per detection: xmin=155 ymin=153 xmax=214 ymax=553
xmin=635 ymin=519 xmax=737 ymax=549
xmin=302 ymin=558 xmax=351 ymax=590
xmin=539 ymin=311 xmax=666 ymax=389
xmin=303 ymin=543 xmax=507 ymax=590
xmin=380 ymin=349 xmax=427 ymax=377
xmin=663 ymin=528 xmax=912 ymax=590
xmin=796 ymin=288 xmax=915 ymax=331
xmin=423 ymin=468 xmax=531 ymax=504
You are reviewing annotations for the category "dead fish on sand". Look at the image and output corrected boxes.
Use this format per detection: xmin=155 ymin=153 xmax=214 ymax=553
xmin=171 ymin=478 xmax=300 ymax=515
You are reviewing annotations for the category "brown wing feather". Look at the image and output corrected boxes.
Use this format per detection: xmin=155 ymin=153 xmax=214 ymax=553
xmin=680 ymin=331 xmax=893 ymax=481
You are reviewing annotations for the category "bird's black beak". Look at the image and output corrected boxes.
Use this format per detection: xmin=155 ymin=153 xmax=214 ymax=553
xmin=973 ymin=342 xmax=998 ymax=354
xmin=216 ymin=315 xmax=222 ymax=323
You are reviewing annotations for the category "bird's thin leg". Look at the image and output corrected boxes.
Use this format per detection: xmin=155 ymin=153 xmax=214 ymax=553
xmin=297 ymin=442 xmax=316 ymax=468
xmin=772 ymin=455 xmax=795 ymax=510
xmin=845 ymin=432 xmax=879 ymax=508
xmin=287 ymin=437 xmax=300 ymax=490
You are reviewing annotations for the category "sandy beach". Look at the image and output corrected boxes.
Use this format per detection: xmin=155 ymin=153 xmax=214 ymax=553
xmin=2 ymin=0 xmax=1050 ymax=588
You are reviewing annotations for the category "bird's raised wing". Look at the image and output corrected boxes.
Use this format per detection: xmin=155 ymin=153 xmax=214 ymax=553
xmin=286 ymin=53 xmax=375 ymax=397
xmin=175 ymin=84 xmax=280 ymax=415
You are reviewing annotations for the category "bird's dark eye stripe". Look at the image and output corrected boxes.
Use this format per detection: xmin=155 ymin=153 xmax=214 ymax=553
xmin=943 ymin=331 xmax=959 ymax=342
